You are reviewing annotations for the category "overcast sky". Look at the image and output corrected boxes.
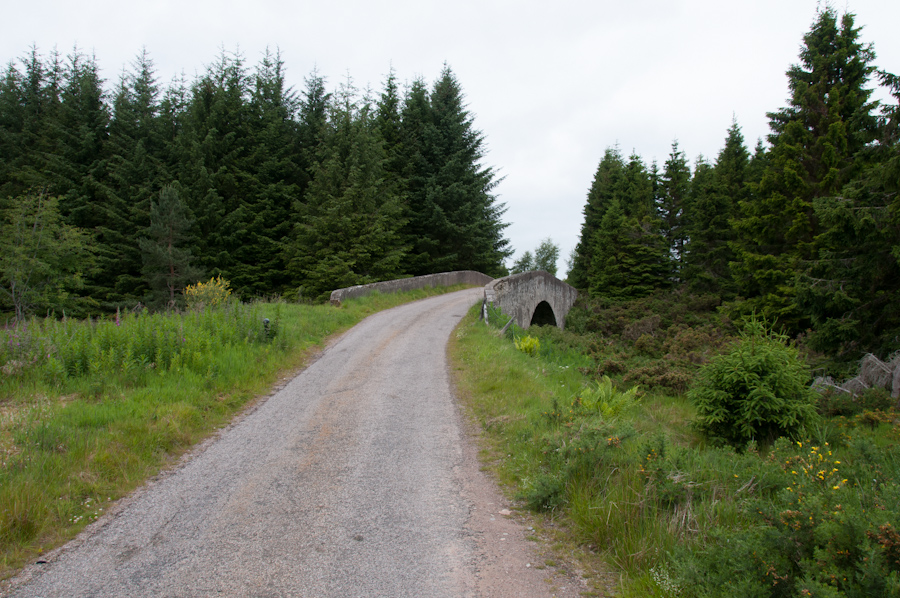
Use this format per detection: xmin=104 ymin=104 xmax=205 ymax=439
xmin=4 ymin=0 xmax=900 ymax=274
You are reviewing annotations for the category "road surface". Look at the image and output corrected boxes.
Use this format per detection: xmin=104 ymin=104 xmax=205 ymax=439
xmin=4 ymin=289 xmax=584 ymax=597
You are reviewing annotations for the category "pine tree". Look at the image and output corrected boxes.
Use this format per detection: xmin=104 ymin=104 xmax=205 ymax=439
xmin=242 ymin=48 xmax=303 ymax=295
xmin=0 ymin=48 xmax=66 ymax=200
xmin=104 ymin=48 xmax=166 ymax=303
xmin=375 ymin=67 xmax=404 ymax=176
xmin=138 ymin=185 xmax=202 ymax=308
xmin=732 ymin=7 xmax=877 ymax=329
xmin=296 ymin=68 xmax=331 ymax=201
xmin=175 ymin=49 xmax=255 ymax=292
xmin=397 ymin=77 xmax=433 ymax=274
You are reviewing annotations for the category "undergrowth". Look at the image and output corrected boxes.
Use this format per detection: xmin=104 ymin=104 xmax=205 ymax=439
xmin=450 ymin=294 xmax=900 ymax=597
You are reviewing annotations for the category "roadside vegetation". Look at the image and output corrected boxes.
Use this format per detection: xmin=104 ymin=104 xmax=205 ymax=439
xmin=0 ymin=284 xmax=468 ymax=579
xmin=450 ymin=295 xmax=900 ymax=597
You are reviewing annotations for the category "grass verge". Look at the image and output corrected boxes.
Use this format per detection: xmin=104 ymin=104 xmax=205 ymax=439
xmin=450 ymin=301 xmax=900 ymax=597
xmin=0 ymin=284 xmax=470 ymax=579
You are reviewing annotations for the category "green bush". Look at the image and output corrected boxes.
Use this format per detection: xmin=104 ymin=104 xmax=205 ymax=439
xmin=688 ymin=318 xmax=819 ymax=447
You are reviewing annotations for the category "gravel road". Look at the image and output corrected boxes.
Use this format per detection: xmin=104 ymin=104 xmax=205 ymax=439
xmin=4 ymin=289 xmax=586 ymax=597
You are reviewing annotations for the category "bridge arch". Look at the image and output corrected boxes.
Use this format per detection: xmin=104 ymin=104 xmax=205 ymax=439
xmin=484 ymin=271 xmax=578 ymax=330
xmin=530 ymin=300 xmax=557 ymax=327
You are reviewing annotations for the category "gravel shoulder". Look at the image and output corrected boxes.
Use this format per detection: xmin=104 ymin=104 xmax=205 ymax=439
xmin=3 ymin=289 xmax=587 ymax=597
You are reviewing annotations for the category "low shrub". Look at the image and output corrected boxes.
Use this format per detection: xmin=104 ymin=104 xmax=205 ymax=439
xmin=688 ymin=318 xmax=819 ymax=447
xmin=184 ymin=275 xmax=233 ymax=310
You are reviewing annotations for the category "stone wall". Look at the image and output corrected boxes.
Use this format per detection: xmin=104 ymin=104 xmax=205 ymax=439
xmin=329 ymin=271 xmax=494 ymax=306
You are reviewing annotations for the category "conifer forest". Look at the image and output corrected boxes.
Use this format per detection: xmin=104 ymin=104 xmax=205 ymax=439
xmin=570 ymin=8 xmax=900 ymax=362
xmin=1 ymin=6 xmax=898 ymax=363
xmin=0 ymin=51 xmax=511 ymax=313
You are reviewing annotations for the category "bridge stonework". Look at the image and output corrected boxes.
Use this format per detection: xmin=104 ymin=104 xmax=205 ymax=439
xmin=329 ymin=270 xmax=494 ymax=306
xmin=483 ymin=271 xmax=578 ymax=330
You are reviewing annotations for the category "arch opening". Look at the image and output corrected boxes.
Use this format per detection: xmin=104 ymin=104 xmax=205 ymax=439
xmin=529 ymin=301 xmax=557 ymax=328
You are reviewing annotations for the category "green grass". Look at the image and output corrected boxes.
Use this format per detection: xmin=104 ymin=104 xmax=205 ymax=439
xmin=450 ymin=301 xmax=900 ymax=597
xmin=0 ymin=284 xmax=471 ymax=578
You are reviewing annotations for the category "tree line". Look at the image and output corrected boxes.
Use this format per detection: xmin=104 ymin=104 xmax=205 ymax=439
xmin=0 ymin=48 xmax=511 ymax=316
xmin=569 ymin=7 xmax=900 ymax=360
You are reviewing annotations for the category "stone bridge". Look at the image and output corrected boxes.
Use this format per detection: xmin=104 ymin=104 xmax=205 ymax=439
xmin=330 ymin=269 xmax=577 ymax=330
xmin=482 ymin=270 xmax=578 ymax=330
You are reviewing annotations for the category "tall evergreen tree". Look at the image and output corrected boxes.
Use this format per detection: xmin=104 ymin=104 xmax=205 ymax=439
xmin=401 ymin=66 xmax=510 ymax=276
xmin=796 ymin=70 xmax=900 ymax=357
xmin=375 ymin=67 xmax=404 ymax=176
xmin=732 ymin=7 xmax=878 ymax=328
xmin=658 ymin=140 xmax=691 ymax=272
xmin=0 ymin=47 xmax=64 ymax=199
xmin=104 ymin=48 xmax=166 ymax=303
xmin=176 ymin=49 xmax=255 ymax=291
xmin=683 ymin=120 xmax=748 ymax=295
xmin=397 ymin=76 xmax=432 ymax=274
xmin=138 ymin=185 xmax=201 ymax=308
xmin=296 ymin=68 xmax=331 ymax=202
xmin=569 ymin=146 xmax=625 ymax=289
xmin=286 ymin=78 xmax=406 ymax=300
xmin=242 ymin=48 xmax=303 ymax=295
xmin=588 ymin=153 xmax=670 ymax=298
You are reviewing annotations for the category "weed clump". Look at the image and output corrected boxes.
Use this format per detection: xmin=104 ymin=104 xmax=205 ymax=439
xmin=514 ymin=335 xmax=540 ymax=356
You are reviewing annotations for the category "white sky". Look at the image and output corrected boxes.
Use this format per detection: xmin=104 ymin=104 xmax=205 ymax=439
xmin=4 ymin=0 xmax=900 ymax=275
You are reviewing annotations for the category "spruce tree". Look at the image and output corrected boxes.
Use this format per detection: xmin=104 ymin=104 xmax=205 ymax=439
xmin=569 ymin=146 xmax=625 ymax=289
xmin=732 ymin=7 xmax=877 ymax=329
xmin=401 ymin=66 xmax=510 ymax=276
xmin=0 ymin=47 xmax=64 ymax=199
xmin=286 ymin=79 xmax=406 ymax=300
xmin=683 ymin=121 xmax=748 ymax=295
xmin=175 ymin=49 xmax=255 ymax=291
xmin=138 ymin=185 xmax=201 ymax=308
xmin=296 ymin=68 xmax=331 ymax=201
xmin=243 ymin=48 xmax=303 ymax=295
xmin=588 ymin=153 xmax=670 ymax=298
xmin=797 ymin=70 xmax=900 ymax=357
xmin=397 ymin=77 xmax=433 ymax=274
xmin=658 ymin=140 xmax=690 ymax=273
xmin=104 ymin=49 xmax=166 ymax=303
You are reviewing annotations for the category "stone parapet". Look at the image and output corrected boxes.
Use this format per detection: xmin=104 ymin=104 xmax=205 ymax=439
xmin=329 ymin=271 xmax=494 ymax=306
